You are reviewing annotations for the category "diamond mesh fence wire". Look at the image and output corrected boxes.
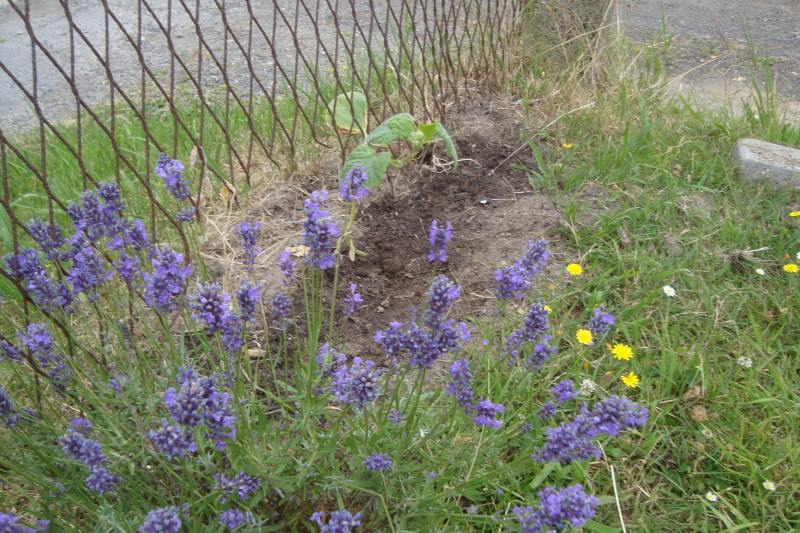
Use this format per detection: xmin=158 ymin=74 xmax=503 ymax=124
xmin=0 ymin=0 xmax=521 ymax=312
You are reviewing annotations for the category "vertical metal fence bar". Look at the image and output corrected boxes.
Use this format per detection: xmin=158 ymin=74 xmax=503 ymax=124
xmin=105 ymin=3 xmax=121 ymax=186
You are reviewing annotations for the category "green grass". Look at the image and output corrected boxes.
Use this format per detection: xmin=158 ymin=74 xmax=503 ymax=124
xmin=509 ymin=14 xmax=800 ymax=528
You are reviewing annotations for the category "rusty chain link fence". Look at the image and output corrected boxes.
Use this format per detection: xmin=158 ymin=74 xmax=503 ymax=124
xmin=0 ymin=0 xmax=522 ymax=304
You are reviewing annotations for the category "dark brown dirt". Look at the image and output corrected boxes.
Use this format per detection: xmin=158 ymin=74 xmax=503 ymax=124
xmin=201 ymin=101 xmax=584 ymax=377
xmin=335 ymin=103 xmax=567 ymax=364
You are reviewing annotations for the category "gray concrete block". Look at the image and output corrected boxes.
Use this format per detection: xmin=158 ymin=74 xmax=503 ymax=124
xmin=730 ymin=138 xmax=800 ymax=188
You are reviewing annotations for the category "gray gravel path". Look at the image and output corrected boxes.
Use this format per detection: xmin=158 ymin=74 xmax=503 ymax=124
xmin=620 ymin=0 xmax=800 ymax=120
xmin=0 ymin=0 xmax=385 ymax=133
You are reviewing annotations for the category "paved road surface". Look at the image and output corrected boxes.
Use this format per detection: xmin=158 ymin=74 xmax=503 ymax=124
xmin=621 ymin=0 xmax=800 ymax=121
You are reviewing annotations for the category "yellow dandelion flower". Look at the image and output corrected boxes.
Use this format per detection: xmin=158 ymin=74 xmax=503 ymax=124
xmin=562 ymin=143 xmax=573 ymax=149
xmin=566 ymin=263 xmax=583 ymax=276
xmin=621 ymin=371 xmax=640 ymax=388
xmin=610 ymin=343 xmax=634 ymax=361
xmin=790 ymin=211 xmax=800 ymax=217
xmin=762 ymin=481 xmax=776 ymax=491
xmin=783 ymin=264 xmax=799 ymax=273
xmin=544 ymin=305 xmax=552 ymax=313
xmin=576 ymin=329 xmax=593 ymax=346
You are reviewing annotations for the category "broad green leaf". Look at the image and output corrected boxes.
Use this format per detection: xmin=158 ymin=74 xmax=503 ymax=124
xmin=364 ymin=113 xmax=417 ymax=145
xmin=434 ymin=121 xmax=458 ymax=167
xmin=341 ymin=143 xmax=392 ymax=186
xmin=418 ymin=122 xmax=437 ymax=141
xmin=328 ymin=91 xmax=367 ymax=134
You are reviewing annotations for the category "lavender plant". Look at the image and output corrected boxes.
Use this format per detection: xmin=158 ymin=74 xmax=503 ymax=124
xmin=0 ymin=167 xmax=648 ymax=532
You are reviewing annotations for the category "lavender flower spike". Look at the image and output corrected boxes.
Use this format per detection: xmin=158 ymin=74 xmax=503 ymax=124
xmin=428 ymin=220 xmax=453 ymax=262
xmin=235 ymin=222 xmax=262 ymax=271
xmin=302 ymin=190 xmax=340 ymax=270
xmin=155 ymin=154 xmax=191 ymax=201
xmin=140 ymin=507 xmax=182 ymax=533
xmin=339 ymin=164 xmax=370 ymax=202
xmin=445 ymin=359 xmax=474 ymax=412
xmin=343 ymin=283 xmax=363 ymax=316
xmin=514 ymin=484 xmax=599 ymax=533
xmin=472 ymin=400 xmax=505 ymax=429
xmin=142 ymin=246 xmax=193 ymax=314
xmin=363 ymin=453 xmax=393 ymax=471
xmin=310 ymin=509 xmax=362 ymax=533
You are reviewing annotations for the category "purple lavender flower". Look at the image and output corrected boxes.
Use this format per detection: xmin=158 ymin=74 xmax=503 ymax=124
xmin=235 ymin=222 xmax=262 ymax=271
xmin=524 ymin=338 xmax=557 ymax=373
xmin=302 ymin=190 xmax=340 ymax=270
xmin=70 ymin=417 xmax=93 ymax=436
xmin=66 ymin=246 xmax=114 ymax=301
xmin=330 ymin=357 xmax=382 ymax=409
xmin=214 ymin=472 xmax=262 ymax=502
xmin=25 ymin=218 xmax=65 ymax=261
xmin=537 ymin=402 xmax=557 ymax=420
xmin=162 ymin=371 xmax=236 ymax=451
xmin=515 ymin=239 xmax=551 ymax=278
xmin=310 ymin=509 xmax=362 ymax=533
xmin=586 ymin=308 xmax=615 ymax=336
xmin=427 ymin=220 xmax=453 ymax=262
xmin=315 ymin=343 xmax=347 ymax=377
xmin=142 ymin=246 xmax=193 ymax=314
xmin=236 ymin=279 xmax=262 ymax=321
xmin=493 ymin=265 xmax=531 ymax=300
xmin=339 ymin=164 xmax=370 ymax=202
xmin=514 ymin=484 xmax=599 ymax=532
xmin=84 ymin=467 xmax=120 ymax=494
xmin=502 ymin=302 xmax=550 ymax=362
xmin=362 ymin=453 xmax=392 ymax=471
xmin=1 ymin=340 xmax=23 ymax=365
xmin=220 ymin=314 xmax=245 ymax=355
xmin=270 ymin=291 xmax=293 ymax=330
xmin=108 ymin=373 xmax=129 ymax=392
xmin=590 ymin=395 xmax=648 ymax=436
xmin=113 ymin=252 xmax=142 ymax=282
xmin=531 ymin=410 xmax=601 ymax=465
xmin=0 ymin=512 xmax=49 ymax=533
xmin=4 ymin=249 xmax=73 ymax=312
xmin=155 ymin=154 xmax=191 ymax=202
xmin=59 ymin=429 xmax=106 ymax=468
xmin=494 ymin=240 xmax=550 ymax=301
xmin=278 ymin=250 xmax=296 ymax=285
xmin=148 ymin=418 xmax=197 ymax=459
xmin=388 ymin=409 xmax=403 ymax=424
xmin=375 ymin=276 xmax=469 ymax=370
xmin=521 ymin=422 xmax=534 ymax=434
xmin=552 ymin=380 xmax=577 ymax=404
xmin=343 ymin=283 xmax=363 ymax=316
xmin=1 ymin=385 xmax=19 ymax=428
xmin=66 ymin=182 xmax=126 ymax=243
xmin=472 ymin=400 xmax=505 ymax=429
xmin=189 ymin=282 xmax=231 ymax=334
xmin=445 ymin=359 xmax=474 ymax=412
xmin=126 ymin=219 xmax=151 ymax=251
xmin=423 ymin=275 xmax=460 ymax=328
xmin=18 ymin=324 xmax=72 ymax=390
xmin=59 ymin=426 xmax=119 ymax=494
xmin=139 ymin=506 xmax=182 ymax=533
xmin=219 ymin=509 xmax=253 ymax=530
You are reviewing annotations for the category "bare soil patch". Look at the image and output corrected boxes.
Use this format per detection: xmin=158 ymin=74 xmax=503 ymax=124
xmin=201 ymin=101 xmax=574 ymax=372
